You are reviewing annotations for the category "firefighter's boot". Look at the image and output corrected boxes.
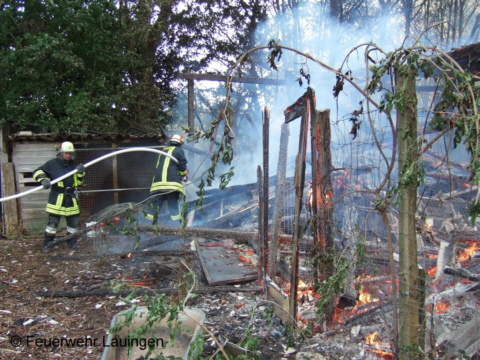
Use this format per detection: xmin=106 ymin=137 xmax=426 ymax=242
xmin=43 ymin=233 xmax=55 ymax=253
xmin=66 ymin=233 xmax=77 ymax=249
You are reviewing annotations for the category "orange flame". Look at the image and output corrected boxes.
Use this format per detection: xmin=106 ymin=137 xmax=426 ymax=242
xmin=356 ymin=287 xmax=379 ymax=307
xmin=435 ymin=301 xmax=450 ymax=314
xmin=427 ymin=266 xmax=437 ymax=278
xmin=238 ymin=254 xmax=252 ymax=264
xmin=365 ymin=331 xmax=393 ymax=359
xmin=457 ymin=242 xmax=479 ymax=262
xmin=296 ymin=280 xmax=318 ymax=299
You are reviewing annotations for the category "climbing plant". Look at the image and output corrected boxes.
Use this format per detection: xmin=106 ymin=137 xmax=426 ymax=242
xmin=195 ymin=37 xmax=479 ymax=358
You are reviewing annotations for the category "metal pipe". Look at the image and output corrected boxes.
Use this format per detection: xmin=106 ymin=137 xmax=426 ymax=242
xmin=0 ymin=147 xmax=178 ymax=203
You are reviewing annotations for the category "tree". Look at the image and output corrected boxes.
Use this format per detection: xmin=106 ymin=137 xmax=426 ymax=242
xmin=411 ymin=0 xmax=480 ymax=48
xmin=0 ymin=0 xmax=268 ymax=135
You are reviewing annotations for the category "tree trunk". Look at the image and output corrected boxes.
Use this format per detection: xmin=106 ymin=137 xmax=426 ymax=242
xmin=397 ymin=65 xmax=424 ymax=359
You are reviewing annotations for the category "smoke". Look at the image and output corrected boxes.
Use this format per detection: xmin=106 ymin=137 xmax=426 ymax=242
xmin=172 ymin=2 xmax=474 ymax=192
xmin=248 ymin=3 xmax=408 ymax=189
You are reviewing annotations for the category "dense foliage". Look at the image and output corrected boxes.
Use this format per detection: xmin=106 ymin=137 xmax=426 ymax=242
xmin=0 ymin=0 xmax=267 ymax=136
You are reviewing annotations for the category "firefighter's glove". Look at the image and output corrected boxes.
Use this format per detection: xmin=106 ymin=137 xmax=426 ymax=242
xmin=76 ymin=164 xmax=85 ymax=174
xmin=41 ymin=179 xmax=51 ymax=189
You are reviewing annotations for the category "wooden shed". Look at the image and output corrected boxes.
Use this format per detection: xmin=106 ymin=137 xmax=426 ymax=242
xmin=1 ymin=132 xmax=166 ymax=235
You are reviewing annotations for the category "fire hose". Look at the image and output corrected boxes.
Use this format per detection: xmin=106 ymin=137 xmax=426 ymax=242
xmin=0 ymin=147 xmax=179 ymax=203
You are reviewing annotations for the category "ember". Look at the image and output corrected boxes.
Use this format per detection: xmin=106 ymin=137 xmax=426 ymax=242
xmin=128 ymin=279 xmax=155 ymax=287
xmin=427 ymin=265 xmax=437 ymax=278
xmin=365 ymin=331 xmax=394 ymax=359
xmin=238 ymin=254 xmax=252 ymax=263
xmin=296 ymin=280 xmax=318 ymax=299
xmin=356 ymin=287 xmax=379 ymax=307
xmin=457 ymin=242 xmax=479 ymax=262
xmin=435 ymin=300 xmax=450 ymax=314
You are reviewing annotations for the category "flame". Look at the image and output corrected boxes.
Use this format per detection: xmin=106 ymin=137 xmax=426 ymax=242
xmin=427 ymin=266 xmax=437 ymax=278
xmin=127 ymin=253 xmax=132 ymax=259
xmin=457 ymin=242 xmax=479 ymax=262
xmin=298 ymin=280 xmax=309 ymax=289
xmin=296 ymin=280 xmax=318 ymax=299
xmin=365 ymin=331 xmax=393 ymax=359
xmin=238 ymin=254 xmax=252 ymax=264
xmin=356 ymin=287 xmax=379 ymax=307
xmin=435 ymin=301 xmax=450 ymax=314
xmin=366 ymin=331 xmax=380 ymax=345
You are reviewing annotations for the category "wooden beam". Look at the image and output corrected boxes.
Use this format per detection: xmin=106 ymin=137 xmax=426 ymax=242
xmin=1 ymin=163 xmax=20 ymax=237
xmin=288 ymin=96 xmax=308 ymax=323
xmin=187 ymin=78 xmax=195 ymax=133
xmin=178 ymin=73 xmax=284 ymax=85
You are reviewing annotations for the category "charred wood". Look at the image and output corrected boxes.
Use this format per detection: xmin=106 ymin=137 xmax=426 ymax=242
xmin=344 ymin=301 xmax=394 ymax=327
xmin=136 ymin=226 xmax=257 ymax=244
xmin=36 ymin=285 xmax=263 ymax=298
xmin=49 ymin=249 xmax=196 ymax=261
xmin=443 ymin=266 xmax=480 ymax=282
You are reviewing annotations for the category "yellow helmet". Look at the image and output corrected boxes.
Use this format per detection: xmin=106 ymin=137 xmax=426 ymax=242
xmin=57 ymin=141 xmax=76 ymax=160
xmin=59 ymin=141 xmax=75 ymax=152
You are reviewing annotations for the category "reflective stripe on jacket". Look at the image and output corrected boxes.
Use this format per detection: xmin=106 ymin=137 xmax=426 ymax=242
xmin=33 ymin=157 xmax=84 ymax=216
xmin=150 ymin=145 xmax=188 ymax=195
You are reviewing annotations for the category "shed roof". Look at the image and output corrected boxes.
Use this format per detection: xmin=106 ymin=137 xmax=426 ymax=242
xmin=447 ymin=41 xmax=480 ymax=75
xmin=7 ymin=131 xmax=163 ymax=143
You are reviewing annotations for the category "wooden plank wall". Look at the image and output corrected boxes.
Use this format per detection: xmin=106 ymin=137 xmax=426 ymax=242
xmin=12 ymin=142 xmax=57 ymax=233
xmin=1 ymin=163 xmax=19 ymax=237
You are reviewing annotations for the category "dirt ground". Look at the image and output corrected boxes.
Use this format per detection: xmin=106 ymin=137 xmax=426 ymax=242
xmin=0 ymin=234 xmax=303 ymax=360
xmin=0 ymin=235 xmax=119 ymax=359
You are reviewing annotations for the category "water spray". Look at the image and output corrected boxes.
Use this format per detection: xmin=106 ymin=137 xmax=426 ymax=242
xmin=0 ymin=147 xmax=179 ymax=203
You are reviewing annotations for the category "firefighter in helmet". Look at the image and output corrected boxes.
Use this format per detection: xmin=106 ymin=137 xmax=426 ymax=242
xmin=148 ymin=134 xmax=188 ymax=225
xmin=33 ymin=141 xmax=86 ymax=252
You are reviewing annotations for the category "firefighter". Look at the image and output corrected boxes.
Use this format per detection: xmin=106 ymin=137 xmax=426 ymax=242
xmin=148 ymin=134 xmax=188 ymax=225
xmin=33 ymin=141 xmax=86 ymax=252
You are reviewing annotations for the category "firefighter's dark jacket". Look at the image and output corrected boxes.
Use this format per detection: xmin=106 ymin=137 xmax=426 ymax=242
xmin=33 ymin=157 xmax=85 ymax=216
xmin=150 ymin=144 xmax=188 ymax=195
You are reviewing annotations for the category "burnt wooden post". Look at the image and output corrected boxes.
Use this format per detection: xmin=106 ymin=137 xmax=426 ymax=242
xmin=310 ymin=97 xmax=336 ymax=320
xmin=257 ymin=165 xmax=265 ymax=286
xmin=268 ymin=123 xmax=289 ymax=279
xmin=187 ymin=79 xmax=195 ymax=134
xmin=285 ymin=95 xmax=309 ymax=322
xmin=263 ymin=108 xmax=270 ymax=279
xmin=1 ymin=163 xmax=19 ymax=237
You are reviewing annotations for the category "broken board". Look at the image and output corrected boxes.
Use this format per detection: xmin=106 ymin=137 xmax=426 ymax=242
xmin=195 ymin=239 xmax=258 ymax=285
